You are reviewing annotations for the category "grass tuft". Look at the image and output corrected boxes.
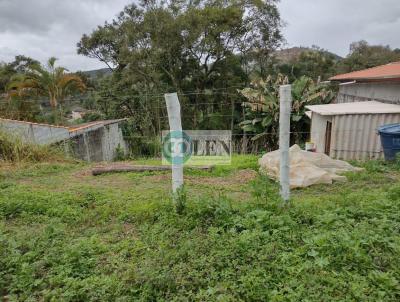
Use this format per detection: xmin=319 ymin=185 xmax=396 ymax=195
xmin=0 ymin=130 xmax=66 ymax=163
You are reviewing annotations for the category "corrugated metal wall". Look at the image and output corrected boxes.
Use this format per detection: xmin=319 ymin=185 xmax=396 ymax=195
xmin=330 ymin=113 xmax=400 ymax=160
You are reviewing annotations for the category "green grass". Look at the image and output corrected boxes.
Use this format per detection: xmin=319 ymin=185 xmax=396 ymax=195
xmin=0 ymin=156 xmax=400 ymax=301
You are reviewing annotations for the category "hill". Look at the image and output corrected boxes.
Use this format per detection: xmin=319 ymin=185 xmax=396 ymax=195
xmin=274 ymin=47 xmax=342 ymax=63
xmin=81 ymin=67 xmax=112 ymax=79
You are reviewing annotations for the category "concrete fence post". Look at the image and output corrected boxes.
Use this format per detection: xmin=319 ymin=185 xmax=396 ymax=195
xmin=279 ymin=85 xmax=292 ymax=202
xmin=164 ymin=92 xmax=184 ymax=193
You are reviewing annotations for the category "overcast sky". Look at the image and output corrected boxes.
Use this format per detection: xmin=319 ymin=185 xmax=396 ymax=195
xmin=0 ymin=0 xmax=399 ymax=71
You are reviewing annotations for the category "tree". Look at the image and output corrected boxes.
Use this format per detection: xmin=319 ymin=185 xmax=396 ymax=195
xmin=239 ymin=74 xmax=336 ymax=151
xmin=77 ymin=0 xmax=282 ymax=131
xmin=6 ymin=57 xmax=86 ymax=109
xmin=78 ymin=0 xmax=282 ymax=87
xmin=0 ymin=56 xmax=40 ymax=93
xmin=338 ymin=40 xmax=400 ymax=73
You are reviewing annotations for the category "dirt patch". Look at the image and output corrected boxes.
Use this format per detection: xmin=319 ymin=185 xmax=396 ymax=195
xmin=145 ymin=169 xmax=258 ymax=187
xmin=146 ymin=173 xmax=171 ymax=182
xmin=58 ymin=166 xmax=258 ymax=192
xmin=231 ymin=169 xmax=259 ymax=183
xmin=188 ymin=169 xmax=258 ymax=187
xmin=73 ymin=168 xmax=93 ymax=178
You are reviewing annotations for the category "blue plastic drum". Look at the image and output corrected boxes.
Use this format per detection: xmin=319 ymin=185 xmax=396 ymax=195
xmin=378 ymin=124 xmax=400 ymax=161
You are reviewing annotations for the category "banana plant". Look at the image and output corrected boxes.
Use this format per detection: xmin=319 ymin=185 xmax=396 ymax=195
xmin=239 ymin=74 xmax=336 ymax=150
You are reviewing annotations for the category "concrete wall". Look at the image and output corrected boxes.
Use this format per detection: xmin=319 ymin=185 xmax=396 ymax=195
xmin=0 ymin=119 xmax=70 ymax=145
xmin=309 ymin=113 xmax=332 ymax=154
xmin=0 ymin=119 xmax=127 ymax=162
xmin=336 ymin=82 xmax=400 ymax=104
xmin=101 ymin=123 xmax=127 ymax=161
xmin=69 ymin=123 xmax=127 ymax=162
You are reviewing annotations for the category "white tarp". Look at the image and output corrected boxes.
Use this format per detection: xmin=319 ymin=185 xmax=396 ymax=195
xmin=259 ymin=145 xmax=363 ymax=188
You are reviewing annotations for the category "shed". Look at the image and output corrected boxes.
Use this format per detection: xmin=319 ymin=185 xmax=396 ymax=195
xmin=306 ymin=101 xmax=400 ymax=160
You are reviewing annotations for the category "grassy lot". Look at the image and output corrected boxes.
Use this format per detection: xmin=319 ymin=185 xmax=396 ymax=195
xmin=0 ymin=155 xmax=400 ymax=301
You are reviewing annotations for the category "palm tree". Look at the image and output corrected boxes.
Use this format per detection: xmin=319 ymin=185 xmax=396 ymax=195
xmin=6 ymin=57 xmax=86 ymax=109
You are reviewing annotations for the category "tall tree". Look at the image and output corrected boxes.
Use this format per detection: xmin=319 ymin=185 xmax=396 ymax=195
xmin=338 ymin=40 xmax=400 ymax=73
xmin=0 ymin=55 xmax=40 ymax=93
xmin=77 ymin=0 xmax=282 ymax=131
xmin=78 ymin=0 xmax=282 ymax=87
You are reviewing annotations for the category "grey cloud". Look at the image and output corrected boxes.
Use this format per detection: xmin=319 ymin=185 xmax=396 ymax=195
xmin=0 ymin=0 xmax=130 ymax=33
xmin=0 ymin=0 xmax=131 ymax=70
xmin=279 ymin=0 xmax=400 ymax=57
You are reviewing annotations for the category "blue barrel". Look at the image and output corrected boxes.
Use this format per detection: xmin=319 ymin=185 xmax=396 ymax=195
xmin=378 ymin=124 xmax=400 ymax=160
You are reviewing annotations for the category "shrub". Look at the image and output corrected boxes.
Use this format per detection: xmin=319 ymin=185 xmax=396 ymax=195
xmin=113 ymin=144 xmax=126 ymax=161
xmin=0 ymin=130 xmax=65 ymax=163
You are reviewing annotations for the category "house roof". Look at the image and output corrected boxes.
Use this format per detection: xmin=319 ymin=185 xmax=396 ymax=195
xmin=68 ymin=119 xmax=126 ymax=133
xmin=330 ymin=62 xmax=400 ymax=82
xmin=306 ymin=101 xmax=400 ymax=116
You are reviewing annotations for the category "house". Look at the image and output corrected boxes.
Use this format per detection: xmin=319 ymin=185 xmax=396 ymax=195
xmin=330 ymin=62 xmax=400 ymax=104
xmin=0 ymin=118 xmax=128 ymax=162
xmin=306 ymin=62 xmax=400 ymax=160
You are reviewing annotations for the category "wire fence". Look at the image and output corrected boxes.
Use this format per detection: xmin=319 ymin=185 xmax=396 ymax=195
xmin=0 ymin=88 xmax=323 ymax=157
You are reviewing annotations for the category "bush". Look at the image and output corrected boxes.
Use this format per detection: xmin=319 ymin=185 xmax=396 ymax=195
xmin=127 ymin=136 xmax=161 ymax=158
xmin=113 ymin=144 xmax=126 ymax=161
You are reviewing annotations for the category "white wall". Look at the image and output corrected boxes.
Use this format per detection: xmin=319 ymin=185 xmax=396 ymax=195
xmin=336 ymin=82 xmax=400 ymax=104
xmin=309 ymin=113 xmax=332 ymax=154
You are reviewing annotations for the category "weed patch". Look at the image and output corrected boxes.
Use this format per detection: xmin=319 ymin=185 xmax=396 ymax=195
xmin=0 ymin=130 xmax=66 ymax=163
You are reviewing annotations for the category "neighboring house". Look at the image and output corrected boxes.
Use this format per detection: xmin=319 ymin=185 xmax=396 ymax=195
xmin=306 ymin=62 xmax=400 ymax=160
xmin=0 ymin=118 xmax=128 ymax=162
xmin=331 ymin=62 xmax=400 ymax=104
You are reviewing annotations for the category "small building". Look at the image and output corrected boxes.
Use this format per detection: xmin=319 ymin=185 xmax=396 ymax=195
xmin=306 ymin=62 xmax=400 ymax=160
xmin=306 ymin=101 xmax=400 ymax=160
xmin=0 ymin=118 xmax=128 ymax=162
